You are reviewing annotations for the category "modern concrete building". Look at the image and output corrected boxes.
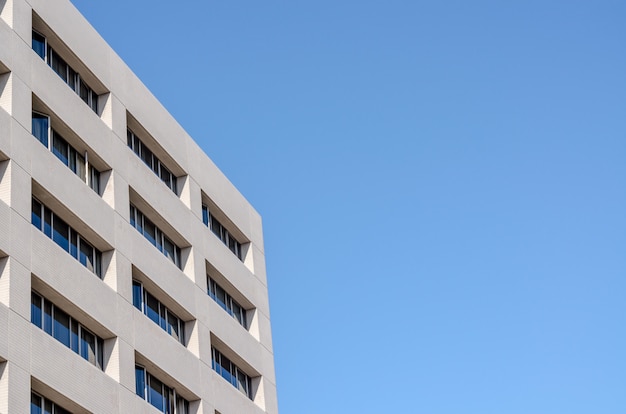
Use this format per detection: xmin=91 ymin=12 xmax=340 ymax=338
xmin=0 ymin=0 xmax=278 ymax=412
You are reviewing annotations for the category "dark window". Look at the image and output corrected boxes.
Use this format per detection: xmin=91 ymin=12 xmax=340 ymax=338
xmin=135 ymin=365 xmax=189 ymax=414
xmin=207 ymin=277 xmax=248 ymax=329
xmin=53 ymin=307 xmax=71 ymax=347
xmin=31 ymin=292 xmax=42 ymax=328
xmin=52 ymin=215 xmax=69 ymax=252
xmin=211 ymin=347 xmax=253 ymax=399
xmin=132 ymin=281 xmax=186 ymax=345
xmin=32 ymin=31 xmax=46 ymax=59
xmin=129 ymin=204 xmax=182 ymax=268
xmin=31 ymin=112 xmax=49 ymax=147
xmin=127 ymin=129 xmax=178 ymax=193
xmin=202 ymin=205 xmax=243 ymax=260
xmin=31 ymin=112 xmax=101 ymax=195
xmin=31 ymin=291 xmax=104 ymax=369
xmin=31 ymin=31 xmax=99 ymax=114
xmin=32 ymin=197 xmax=103 ymax=277
xmin=31 ymin=392 xmax=72 ymax=414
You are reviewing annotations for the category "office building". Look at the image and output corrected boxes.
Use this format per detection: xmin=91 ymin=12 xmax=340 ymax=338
xmin=0 ymin=0 xmax=278 ymax=412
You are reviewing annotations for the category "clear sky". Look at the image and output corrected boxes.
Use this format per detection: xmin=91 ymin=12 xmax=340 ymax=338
xmin=71 ymin=1 xmax=626 ymax=412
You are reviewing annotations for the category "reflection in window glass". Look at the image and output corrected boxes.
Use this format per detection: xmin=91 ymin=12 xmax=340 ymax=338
xmin=32 ymin=112 xmax=49 ymax=147
xmin=53 ymin=307 xmax=71 ymax=347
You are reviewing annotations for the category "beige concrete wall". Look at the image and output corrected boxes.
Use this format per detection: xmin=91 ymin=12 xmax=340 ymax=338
xmin=0 ymin=0 xmax=278 ymax=412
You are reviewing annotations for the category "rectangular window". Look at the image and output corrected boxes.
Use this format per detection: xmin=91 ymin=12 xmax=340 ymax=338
xmin=211 ymin=347 xmax=253 ymax=400
xmin=129 ymin=204 xmax=181 ymax=268
xmin=32 ymin=196 xmax=103 ymax=278
xmin=207 ymin=277 xmax=248 ymax=329
xmin=135 ymin=365 xmax=189 ymax=414
xmin=31 ymin=291 xmax=104 ymax=369
xmin=31 ymin=112 xmax=102 ymax=195
xmin=31 ymin=112 xmax=49 ymax=147
xmin=32 ymin=31 xmax=99 ymax=113
xmin=201 ymin=205 xmax=243 ymax=260
xmin=127 ymin=129 xmax=178 ymax=194
xmin=132 ymin=281 xmax=185 ymax=345
xmin=31 ymin=392 xmax=72 ymax=414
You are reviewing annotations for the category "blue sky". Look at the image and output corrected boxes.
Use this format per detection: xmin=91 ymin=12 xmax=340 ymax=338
xmin=71 ymin=1 xmax=626 ymax=412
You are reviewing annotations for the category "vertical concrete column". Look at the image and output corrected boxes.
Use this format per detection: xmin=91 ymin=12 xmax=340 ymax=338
xmin=0 ymin=361 xmax=30 ymax=413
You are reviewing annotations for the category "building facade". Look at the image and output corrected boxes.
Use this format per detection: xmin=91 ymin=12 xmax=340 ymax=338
xmin=0 ymin=0 xmax=278 ymax=413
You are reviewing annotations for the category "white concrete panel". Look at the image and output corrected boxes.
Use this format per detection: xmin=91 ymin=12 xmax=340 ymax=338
xmin=134 ymin=310 xmax=202 ymax=396
xmin=211 ymin=370 xmax=266 ymax=414
xmin=0 ymin=109 xmax=11 ymax=157
xmin=31 ymin=326 xmax=119 ymax=413
xmin=0 ymin=17 xmax=12 ymax=71
xmin=0 ymin=302 xmax=8 ymax=360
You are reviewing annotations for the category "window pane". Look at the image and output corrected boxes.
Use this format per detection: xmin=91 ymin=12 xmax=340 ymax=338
xmin=71 ymin=319 xmax=79 ymax=353
xmin=141 ymin=146 xmax=153 ymax=169
xmin=89 ymin=167 xmax=100 ymax=194
xmin=127 ymin=130 xmax=133 ymax=148
xmin=202 ymin=206 xmax=209 ymax=226
xmin=53 ymin=307 xmax=71 ymax=347
xmin=43 ymin=207 xmax=52 ymax=238
xmin=145 ymin=292 xmax=160 ymax=325
xmin=56 ymin=405 xmax=72 ymax=414
xmin=135 ymin=366 xmax=146 ymax=398
xmin=80 ymin=79 xmax=89 ymax=104
xmin=160 ymin=165 xmax=171 ymax=187
xmin=90 ymin=90 xmax=98 ymax=113
xmin=132 ymin=281 xmax=143 ymax=310
xmin=44 ymin=399 xmax=53 ymax=414
xmin=70 ymin=231 xmax=78 ymax=260
xmin=210 ymin=215 xmax=221 ymax=238
xmin=129 ymin=205 xmax=136 ymax=228
xmin=80 ymin=328 xmax=96 ymax=364
xmin=73 ymin=150 xmax=86 ymax=181
xmin=31 ymin=112 xmax=49 ymax=147
xmin=95 ymin=252 xmax=102 ymax=278
xmin=79 ymin=239 xmax=95 ymax=272
xmin=167 ymin=311 xmax=181 ymax=343
xmin=50 ymin=50 xmax=68 ymax=82
xmin=52 ymin=215 xmax=69 ymax=252
xmin=68 ymin=67 xmax=77 ymax=91
xmin=148 ymin=375 xmax=165 ymax=412
xmin=30 ymin=392 xmax=43 ymax=414
xmin=52 ymin=132 xmax=70 ymax=166
xmin=133 ymin=136 xmax=141 ymax=157
xmin=44 ymin=300 xmax=52 ymax=335
xmin=232 ymin=302 xmax=244 ymax=326
xmin=162 ymin=237 xmax=176 ymax=264
xmin=215 ymin=285 xmax=227 ymax=311
xmin=32 ymin=198 xmax=42 ymax=231
xmin=32 ymin=31 xmax=46 ymax=59
xmin=237 ymin=370 xmax=249 ymax=396
xmin=143 ymin=218 xmax=157 ymax=246
xmin=31 ymin=292 xmax=42 ymax=328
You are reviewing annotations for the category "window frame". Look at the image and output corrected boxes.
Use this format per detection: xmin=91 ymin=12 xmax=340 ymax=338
xmin=32 ymin=197 xmax=102 ymax=277
xmin=129 ymin=204 xmax=182 ymax=268
xmin=132 ymin=280 xmax=186 ymax=345
xmin=31 ymin=291 xmax=105 ymax=370
xmin=31 ymin=30 xmax=99 ymax=114
xmin=135 ymin=365 xmax=189 ymax=414
xmin=127 ymin=129 xmax=178 ymax=194
xmin=207 ymin=277 xmax=248 ymax=329
xmin=211 ymin=347 xmax=253 ymax=400
xmin=201 ymin=204 xmax=243 ymax=260
xmin=31 ymin=111 xmax=102 ymax=195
